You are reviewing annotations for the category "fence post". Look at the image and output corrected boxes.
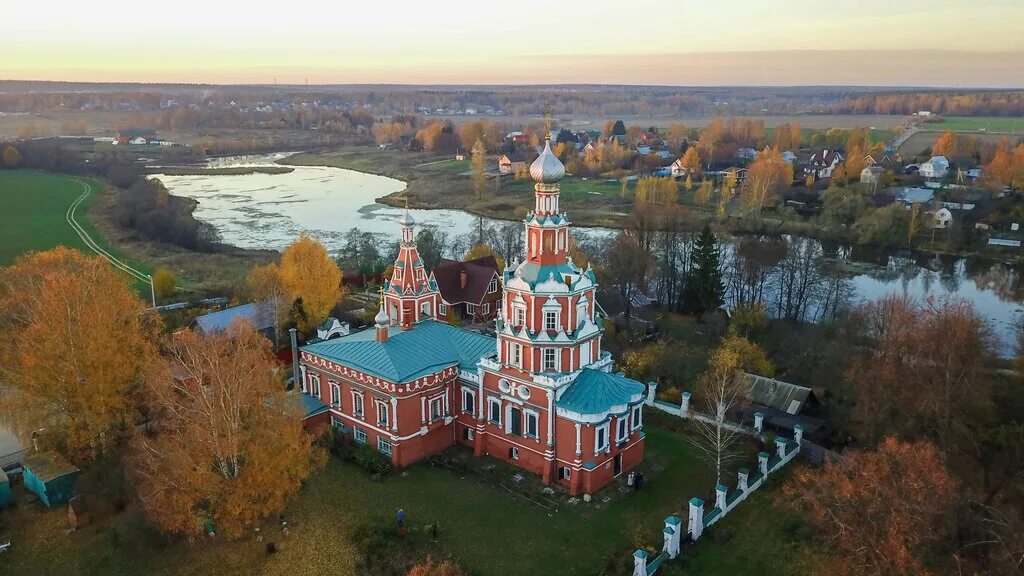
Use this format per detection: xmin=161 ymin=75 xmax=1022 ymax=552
xmin=758 ymin=451 xmax=769 ymax=478
xmin=680 ymin=392 xmax=691 ymax=417
xmin=664 ymin=515 xmax=682 ymax=558
xmin=715 ymin=484 xmax=728 ymax=512
xmin=775 ymin=437 xmax=787 ymax=460
xmin=646 ymin=381 xmax=657 ymax=405
xmin=737 ymin=468 xmax=749 ymax=492
xmin=688 ymin=497 xmax=705 ymax=541
xmin=793 ymin=424 xmax=803 ymax=449
xmin=632 ymin=550 xmax=649 ymax=576
xmin=753 ymin=411 xmax=764 ymax=434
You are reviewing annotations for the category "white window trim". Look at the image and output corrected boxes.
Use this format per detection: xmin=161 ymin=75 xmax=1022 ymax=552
xmin=513 ymin=304 xmax=526 ymax=327
xmin=376 ymin=400 xmax=389 ymax=428
xmin=482 ymin=302 xmax=490 ymax=315
xmin=616 ymin=417 xmax=628 ymax=443
xmin=378 ymin=437 xmax=392 ymax=456
xmin=466 ymin=427 xmax=475 ymax=440
xmin=429 ymin=396 xmax=444 ymax=422
xmin=310 ymin=375 xmax=321 ymax=398
xmin=632 ymin=405 xmax=643 ymax=430
xmin=353 ymin=426 xmax=367 ymax=444
xmin=488 ymin=277 xmax=498 ymax=293
xmin=524 ymin=409 xmax=540 ymax=439
xmin=595 ymin=422 xmax=610 ymax=453
xmin=439 ymin=302 xmax=448 ymax=315
xmin=543 ymin=348 xmax=558 ymax=372
xmin=510 ymin=446 xmax=519 ymax=460
xmin=488 ymin=397 xmax=502 ymax=425
xmin=561 ymin=467 xmax=571 ymax=480
xmin=463 ymin=389 xmax=476 ymax=415
xmin=509 ymin=342 xmax=523 ymax=369
xmin=466 ymin=302 xmax=477 ymax=314
xmin=544 ymin=310 xmax=558 ymax=332
xmin=330 ymin=383 xmax=341 ymax=407
xmin=352 ymin=391 xmax=365 ymax=418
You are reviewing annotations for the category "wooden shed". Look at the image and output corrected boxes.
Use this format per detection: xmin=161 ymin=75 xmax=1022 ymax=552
xmin=22 ymin=452 xmax=79 ymax=508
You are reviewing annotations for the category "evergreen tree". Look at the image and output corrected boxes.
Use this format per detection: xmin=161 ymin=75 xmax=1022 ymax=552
xmin=683 ymin=225 xmax=724 ymax=315
xmin=612 ymin=120 xmax=626 ymax=136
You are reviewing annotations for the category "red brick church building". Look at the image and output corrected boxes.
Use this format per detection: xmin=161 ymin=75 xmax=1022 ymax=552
xmin=298 ymin=139 xmax=646 ymax=495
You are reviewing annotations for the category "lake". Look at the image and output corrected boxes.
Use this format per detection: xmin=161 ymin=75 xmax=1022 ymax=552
xmin=154 ymin=154 xmax=1023 ymax=355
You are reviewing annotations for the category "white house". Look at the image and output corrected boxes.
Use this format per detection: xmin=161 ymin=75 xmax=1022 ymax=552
xmin=670 ymin=159 xmax=687 ymax=177
xmin=805 ymin=150 xmax=843 ymax=179
xmin=931 ymin=207 xmax=953 ymax=229
xmin=861 ymin=166 xmax=885 ymax=187
xmin=920 ymin=156 xmax=950 ymax=179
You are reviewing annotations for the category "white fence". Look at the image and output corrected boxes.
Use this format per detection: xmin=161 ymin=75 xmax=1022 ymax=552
xmin=631 ymin=383 xmax=803 ymax=575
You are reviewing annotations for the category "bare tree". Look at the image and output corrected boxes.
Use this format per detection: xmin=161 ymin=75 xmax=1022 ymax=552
xmin=688 ymin=341 xmax=750 ymax=486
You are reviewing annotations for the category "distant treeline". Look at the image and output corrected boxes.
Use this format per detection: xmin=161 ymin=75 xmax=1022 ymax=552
xmin=829 ymin=91 xmax=1024 ymax=116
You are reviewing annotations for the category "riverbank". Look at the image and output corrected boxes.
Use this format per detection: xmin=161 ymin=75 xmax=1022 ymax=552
xmin=150 ymin=166 xmax=294 ymax=176
xmin=282 ymin=149 xmax=642 ymax=228
xmin=87 ymin=181 xmax=276 ymax=293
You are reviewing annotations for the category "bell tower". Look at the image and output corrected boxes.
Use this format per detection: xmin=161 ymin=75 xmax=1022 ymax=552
xmin=383 ymin=206 xmax=441 ymax=328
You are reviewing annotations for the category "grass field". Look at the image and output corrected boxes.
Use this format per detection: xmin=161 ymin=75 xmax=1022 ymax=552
xmin=925 ymin=116 xmax=1024 ymax=134
xmin=0 ymin=170 xmax=150 ymax=290
xmin=0 ymin=418 xmax=814 ymax=576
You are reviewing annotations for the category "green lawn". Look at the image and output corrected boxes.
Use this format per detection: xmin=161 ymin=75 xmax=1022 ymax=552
xmin=0 ymin=420 xmax=817 ymax=576
xmin=0 ymin=170 xmax=150 ymax=291
xmin=927 ymin=116 xmax=1024 ymax=134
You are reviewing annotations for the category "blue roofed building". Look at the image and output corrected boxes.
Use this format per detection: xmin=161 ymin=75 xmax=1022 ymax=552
xmin=298 ymin=136 xmax=646 ymax=494
xmin=192 ymin=300 xmax=277 ymax=342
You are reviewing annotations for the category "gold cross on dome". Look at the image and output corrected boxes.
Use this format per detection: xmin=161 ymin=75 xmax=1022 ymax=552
xmin=378 ymin=284 xmax=385 ymax=304
xmin=544 ymin=108 xmax=552 ymax=136
xmin=405 ymin=196 xmax=409 ymax=209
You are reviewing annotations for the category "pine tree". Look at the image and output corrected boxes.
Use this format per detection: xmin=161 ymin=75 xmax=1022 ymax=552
xmin=683 ymin=225 xmax=724 ymax=315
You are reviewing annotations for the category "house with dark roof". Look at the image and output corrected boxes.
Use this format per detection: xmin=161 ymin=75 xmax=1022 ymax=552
xmin=740 ymin=373 xmax=823 ymax=437
xmin=499 ymin=153 xmax=527 ymax=176
xmin=433 ymin=256 xmax=501 ymax=324
xmin=805 ymin=149 xmax=843 ymax=179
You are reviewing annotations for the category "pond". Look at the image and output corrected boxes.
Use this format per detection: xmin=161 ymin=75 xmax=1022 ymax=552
xmin=154 ymin=154 xmax=1023 ymax=355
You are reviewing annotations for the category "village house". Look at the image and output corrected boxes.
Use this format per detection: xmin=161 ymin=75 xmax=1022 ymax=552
xmin=860 ymin=165 xmax=885 ymax=189
xmin=433 ymin=255 xmax=502 ymax=324
xmin=297 ymin=140 xmax=647 ymax=495
xmin=499 ymin=153 xmax=528 ymax=177
xmin=919 ymin=155 xmax=950 ymax=179
xmin=805 ymin=150 xmax=843 ymax=179
xmin=929 ymin=207 xmax=954 ymax=229
xmin=114 ymin=128 xmax=157 ymax=145
xmin=720 ymin=166 xmax=748 ymax=187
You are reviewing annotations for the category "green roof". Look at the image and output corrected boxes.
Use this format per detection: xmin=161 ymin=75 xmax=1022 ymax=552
xmin=302 ymin=320 xmax=495 ymax=383
xmin=22 ymin=452 xmax=79 ymax=483
xmin=556 ymin=369 xmax=645 ymax=415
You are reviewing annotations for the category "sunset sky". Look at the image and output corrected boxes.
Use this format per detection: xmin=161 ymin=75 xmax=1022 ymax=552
xmin=4 ymin=0 xmax=1023 ymax=86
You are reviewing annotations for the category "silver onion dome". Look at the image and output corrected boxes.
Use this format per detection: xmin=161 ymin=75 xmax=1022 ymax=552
xmin=399 ymin=209 xmax=415 ymax=226
xmin=529 ymin=139 xmax=565 ymax=184
xmin=374 ymin=302 xmax=389 ymax=326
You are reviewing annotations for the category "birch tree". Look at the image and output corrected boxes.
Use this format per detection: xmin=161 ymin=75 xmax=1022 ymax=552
xmin=128 ymin=321 xmax=324 ymax=538
xmin=689 ymin=339 xmax=750 ymax=486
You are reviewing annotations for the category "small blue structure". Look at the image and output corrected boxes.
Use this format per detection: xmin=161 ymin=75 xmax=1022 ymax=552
xmin=0 ymin=468 xmax=11 ymax=507
xmin=22 ymin=452 xmax=79 ymax=508
xmin=192 ymin=301 xmax=277 ymax=339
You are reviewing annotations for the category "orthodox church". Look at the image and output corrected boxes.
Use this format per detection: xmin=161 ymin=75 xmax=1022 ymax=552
xmin=298 ymin=138 xmax=646 ymax=495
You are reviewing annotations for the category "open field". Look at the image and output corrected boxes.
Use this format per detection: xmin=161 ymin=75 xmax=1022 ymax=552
xmin=0 ymin=419 xmax=811 ymax=576
xmin=435 ymin=113 xmax=910 ymax=131
xmin=898 ymin=130 xmax=1013 ymax=157
xmin=0 ymin=171 xmax=151 ymax=289
xmin=923 ymin=116 xmax=1024 ymax=134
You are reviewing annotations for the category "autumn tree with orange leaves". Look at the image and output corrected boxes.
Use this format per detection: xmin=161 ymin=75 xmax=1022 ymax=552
xmin=128 ymin=321 xmax=324 ymax=538
xmin=742 ymin=147 xmax=793 ymax=212
xmin=846 ymin=295 xmax=994 ymax=453
xmin=788 ymin=437 xmax=957 ymax=576
xmin=0 ymin=248 xmax=159 ymax=463
xmin=933 ymin=131 xmax=958 ymax=157
xmin=250 ymin=234 xmax=343 ymax=335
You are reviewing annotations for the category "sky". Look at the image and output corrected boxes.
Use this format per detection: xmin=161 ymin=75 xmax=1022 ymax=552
xmin=3 ymin=0 xmax=1023 ymax=87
